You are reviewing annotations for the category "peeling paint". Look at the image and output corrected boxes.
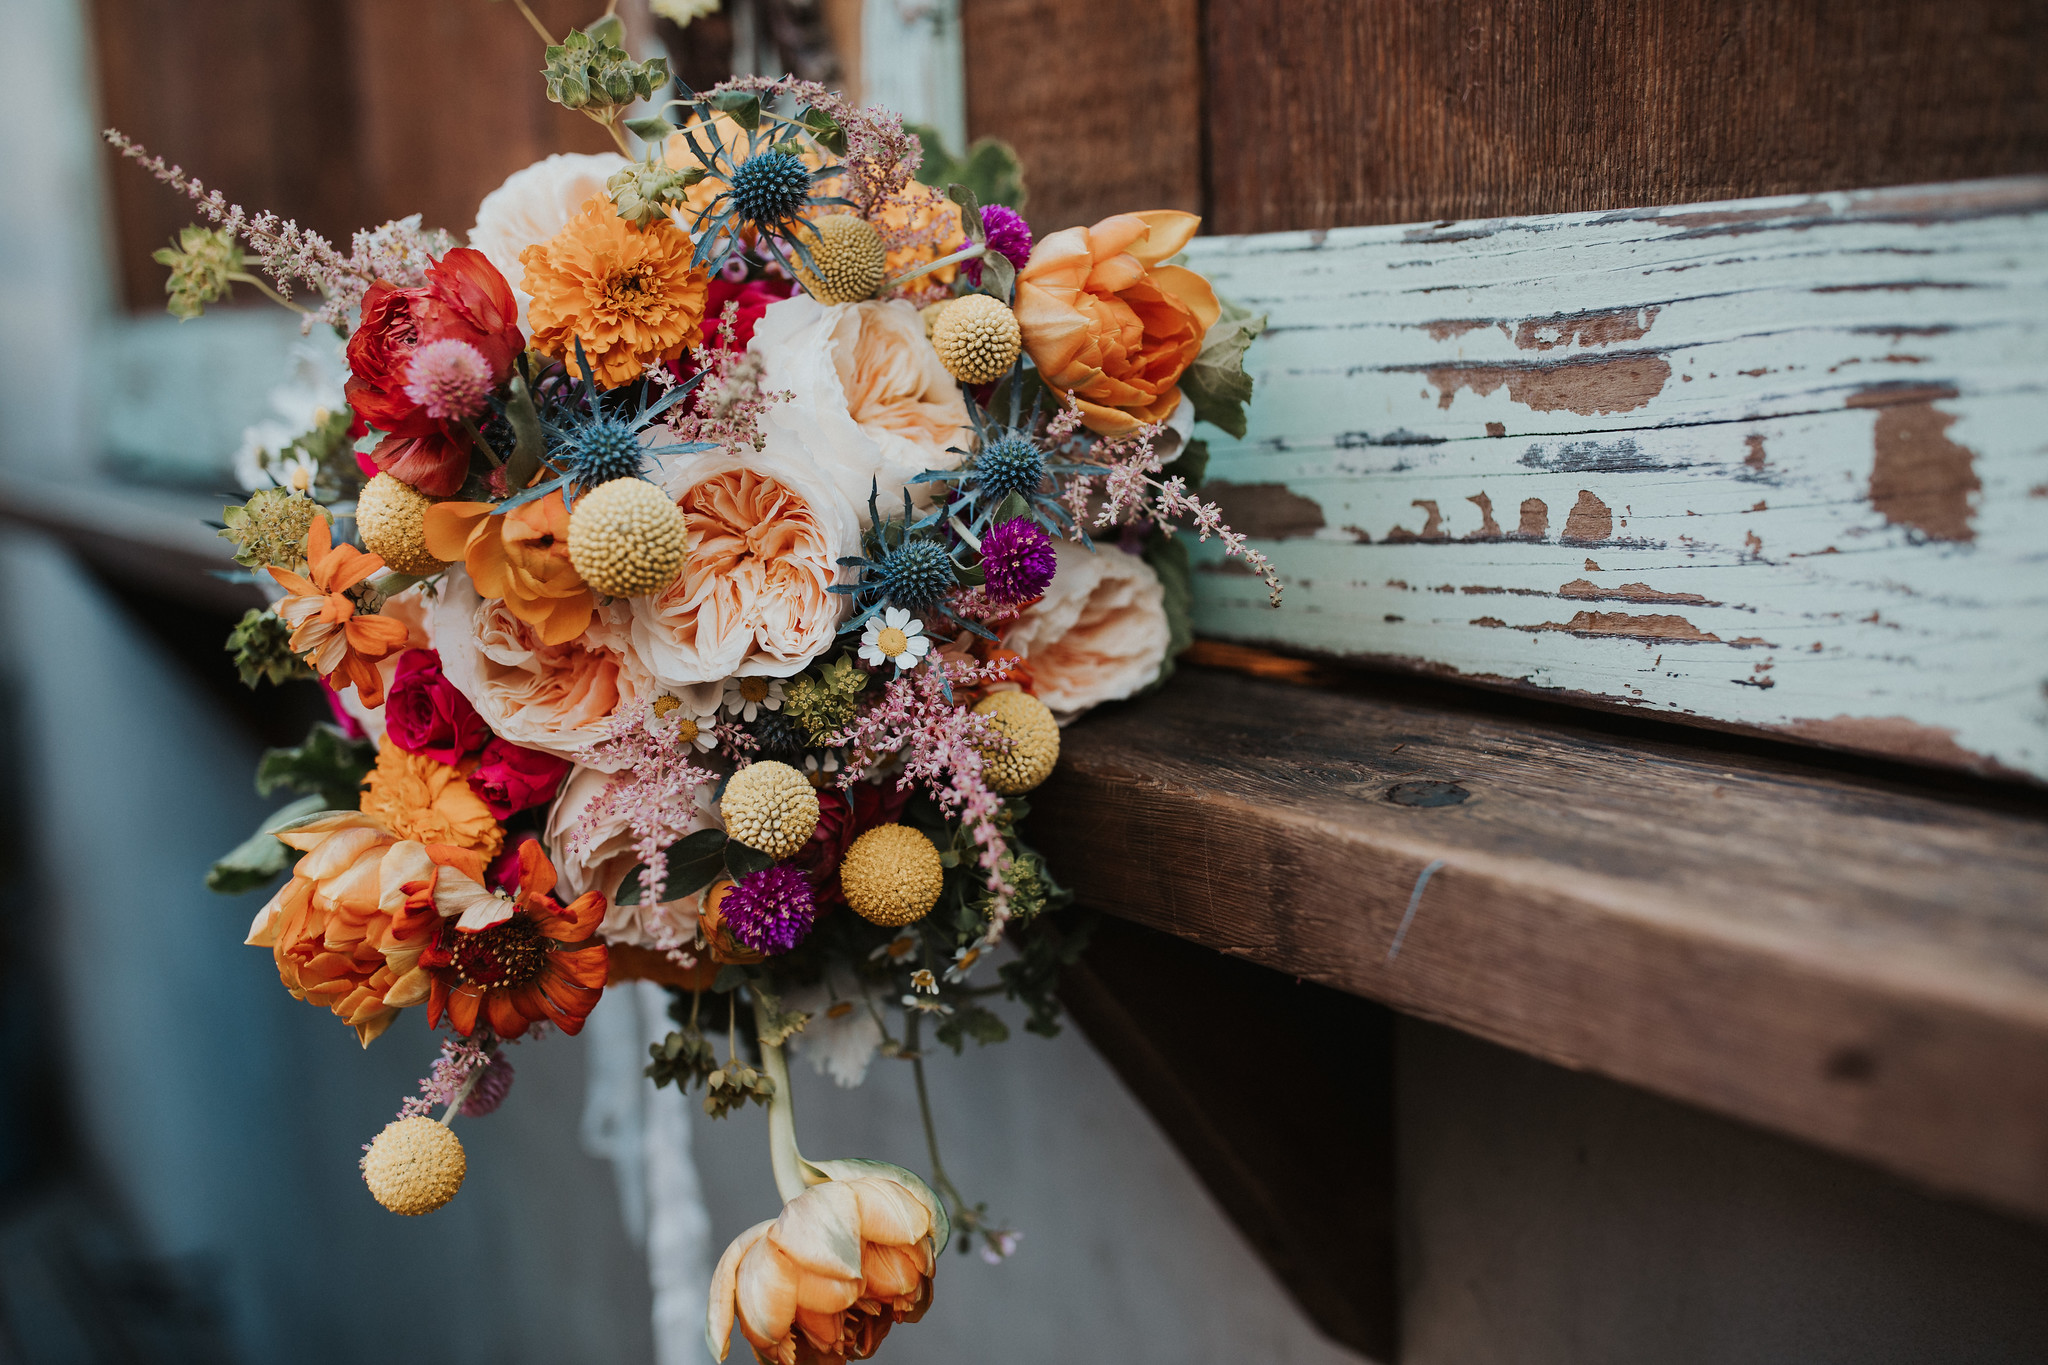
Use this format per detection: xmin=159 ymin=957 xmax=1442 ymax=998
xmin=1421 ymin=353 xmax=1672 ymax=414
xmin=1420 ymin=318 xmax=1495 ymax=341
xmin=1561 ymin=491 xmax=1613 ymax=544
xmin=1385 ymin=500 xmax=1449 ymax=543
xmin=1781 ymin=715 xmax=2027 ymax=778
xmin=1516 ymin=499 xmax=1550 ymax=540
xmin=1850 ymin=383 xmax=1981 ymax=542
xmin=1510 ymin=306 xmax=1661 ymax=351
xmin=1523 ymin=612 xmax=1723 ymax=643
xmin=1464 ymin=493 xmax=1502 ymax=539
xmin=1202 ymin=481 xmax=1328 ymax=540
xmin=1559 ymin=579 xmax=1717 ymax=606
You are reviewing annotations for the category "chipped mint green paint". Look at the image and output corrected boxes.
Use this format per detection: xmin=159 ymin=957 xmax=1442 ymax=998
xmin=1181 ymin=178 xmax=2048 ymax=781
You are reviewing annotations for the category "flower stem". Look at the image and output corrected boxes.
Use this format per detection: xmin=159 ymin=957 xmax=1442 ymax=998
xmin=754 ymin=992 xmax=812 ymax=1202
xmin=904 ymin=1013 xmax=969 ymax=1216
xmin=226 ymin=271 xmax=311 ymax=315
xmin=881 ymin=241 xmax=987 ymax=293
xmin=439 ymin=1045 xmax=493 ymax=1127
xmin=510 ymin=0 xmax=556 ymax=44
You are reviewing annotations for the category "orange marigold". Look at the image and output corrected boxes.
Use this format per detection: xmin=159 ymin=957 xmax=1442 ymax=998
xmin=267 ymin=518 xmax=410 ymax=706
xmin=521 ymin=194 xmax=709 ymax=388
xmin=360 ymin=740 xmax=505 ymax=862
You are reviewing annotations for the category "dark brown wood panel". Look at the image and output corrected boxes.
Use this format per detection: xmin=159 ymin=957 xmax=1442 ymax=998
xmin=960 ymin=0 xmax=1204 ymax=234
xmin=1062 ymin=917 xmax=1398 ymax=1360
xmin=93 ymin=0 xmax=361 ymax=311
xmin=1030 ymin=666 xmax=2048 ymax=1225
xmin=1204 ymin=0 xmax=2048 ymax=234
xmin=93 ymin=0 xmax=614 ymax=312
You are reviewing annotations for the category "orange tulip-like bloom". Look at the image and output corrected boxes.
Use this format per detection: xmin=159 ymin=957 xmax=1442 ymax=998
xmin=244 ymin=813 xmax=457 ymax=1046
xmin=521 ymin=193 xmax=709 ymax=388
xmin=423 ymin=493 xmax=596 ymax=646
xmin=708 ymin=1168 xmax=942 ymax=1364
xmin=1012 ymin=210 xmax=1220 ymax=437
xmin=423 ymin=838 xmax=608 ymax=1040
xmin=267 ymin=519 xmax=412 ymax=706
xmin=359 ymin=740 xmax=505 ymax=862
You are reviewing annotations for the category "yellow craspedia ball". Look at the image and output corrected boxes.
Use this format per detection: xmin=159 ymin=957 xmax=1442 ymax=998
xmin=791 ymin=214 xmax=888 ymax=304
xmin=931 ymin=292 xmax=1023 ymax=386
xmin=841 ymin=823 xmax=945 ymax=926
xmin=361 ymin=1115 xmax=466 ymax=1216
xmin=356 ymin=472 xmax=449 ymax=577
xmin=567 ymin=477 xmax=687 ymax=598
xmin=719 ymin=760 xmax=821 ymax=859
xmin=973 ymin=689 xmax=1060 ymax=794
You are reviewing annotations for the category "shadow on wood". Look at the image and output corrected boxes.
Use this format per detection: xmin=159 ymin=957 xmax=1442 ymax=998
xmin=1061 ymin=915 xmax=1397 ymax=1360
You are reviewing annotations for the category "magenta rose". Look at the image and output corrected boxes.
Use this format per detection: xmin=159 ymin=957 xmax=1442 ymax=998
xmin=467 ymin=738 xmax=572 ymax=820
xmin=385 ymin=649 xmax=491 ymax=764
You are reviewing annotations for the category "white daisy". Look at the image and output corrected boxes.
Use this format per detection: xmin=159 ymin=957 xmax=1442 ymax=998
xmin=652 ymin=694 xmax=720 ymax=751
xmin=857 ymin=608 xmax=931 ymax=670
xmin=902 ymin=994 xmax=954 ymax=1016
xmin=910 ymin=969 xmax=939 ymax=994
xmin=720 ymin=675 xmax=786 ymax=721
xmin=869 ymin=931 xmax=919 ymax=963
xmin=803 ymin=751 xmax=841 ymax=787
xmin=943 ymin=944 xmax=984 ymax=984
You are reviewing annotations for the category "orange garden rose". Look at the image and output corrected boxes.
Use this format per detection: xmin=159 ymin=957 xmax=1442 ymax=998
xmin=1013 ymin=210 xmax=1220 ymax=437
xmin=708 ymin=1170 xmax=941 ymax=1364
xmin=521 ymin=194 xmax=709 ymax=388
xmin=359 ymin=739 xmax=504 ymax=862
xmin=268 ymin=519 xmax=411 ymax=706
xmin=244 ymin=814 xmax=454 ymax=1046
xmin=424 ymin=493 xmax=596 ymax=646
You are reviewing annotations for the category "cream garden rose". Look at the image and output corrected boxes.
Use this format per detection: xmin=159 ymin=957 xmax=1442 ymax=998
xmin=1001 ymin=540 xmax=1171 ymax=721
xmin=468 ymin=152 xmax=628 ymax=330
xmin=750 ymin=295 xmax=970 ymax=522
xmin=430 ymin=571 xmax=654 ymax=767
xmin=546 ymin=761 xmax=719 ymax=950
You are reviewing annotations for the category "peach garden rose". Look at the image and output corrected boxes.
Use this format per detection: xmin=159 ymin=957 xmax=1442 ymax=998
xmin=1000 ymin=539 xmax=1171 ymax=721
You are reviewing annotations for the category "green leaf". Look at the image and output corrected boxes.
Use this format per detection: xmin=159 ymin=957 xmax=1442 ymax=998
xmin=503 ymin=372 xmax=547 ymax=490
xmin=945 ymin=184 xmax=985 ymax=242
xmin=255 ymin=723 xmax=376 ymax=811
xmin=1180 ymin=298 xmax=1266 ymax=440
xmin=625 ymin=113 xmax=676 ymax=142
xmin=615 ymin=864 xmax=646 ymax=906
xmin=908 ymin=124 xmax=1027 ymax=211
xmin=712 ymin=964 xmax=752 ymax=994
xmin=992 ymin=491 xmax=1031 ymax=525
xmin=206 ymin=793 xmax=325 ymax=894
xmin=665 ymin=827 xmax=732 ymax=899
xmin=801 ymin=106 xmax=847 ymax=156
xmin=1141 ymin=527 xmax=1194 ymax=690
xmin=975 ymin=250 xmax=1015 ymax=305
xmin=710 ymin=90 xmax=761 ymax=131
xmin=582 ymin=13 xmax=627 ymax=46
xmin=725 ymin=839 xmax=775 ymax=881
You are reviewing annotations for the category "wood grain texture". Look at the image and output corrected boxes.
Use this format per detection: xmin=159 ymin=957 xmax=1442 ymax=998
xmin=1183 ymin=178 xmax=2048 ymax=781
xmin=1204 ymin=0 xmax=2048 ymax=235
xmin=1030 ymin=666 xmax=2048 ymax=1223
xmin=91 ymin=0 xmax=361 ymax=312
xmin=959 ymin=0 xmax=1203 ymax=232
xmin=1062 ymin=917 xmax=1398 ymax=1359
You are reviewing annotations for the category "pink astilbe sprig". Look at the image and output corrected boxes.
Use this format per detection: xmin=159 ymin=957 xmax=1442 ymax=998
xmin=396 ymin=1036 xmax=492 ymax=1120
xmin=1051 ymin=396 xmax=1285 ymax=607
xmin=825 ymin=656 xmax=1022 ymax=937
xmin=573 ymin=701 xmax=719 ymax=914
xmin=104 ymin=130 xmax=453 ymax=331
xmin=655 ymin=302 xmax=790 ymax=454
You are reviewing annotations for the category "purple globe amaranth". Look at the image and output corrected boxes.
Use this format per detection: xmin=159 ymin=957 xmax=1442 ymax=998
xmin=965 ymin=204 xmax=1034 ymax=286
xmin=719 ymin=864 xmax=818 ymax=955
xmin=980 ymin=516 xmax=1057 ymax=604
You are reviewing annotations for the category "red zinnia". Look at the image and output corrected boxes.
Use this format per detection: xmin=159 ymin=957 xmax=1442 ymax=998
xmin=422 ymin=840 xmax=608 ymax=1040
xmin=346 ymin=248 xmax=523 ymax=496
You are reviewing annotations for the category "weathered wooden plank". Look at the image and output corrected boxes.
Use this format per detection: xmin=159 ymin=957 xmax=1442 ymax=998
xmin=1202 ymin=0 xmax=2048 ymax=235
xmin=1183 ymin=178 xmax=2048 ymax=780
xmin=1030 ymin=666 xmax=2048 ymax=1224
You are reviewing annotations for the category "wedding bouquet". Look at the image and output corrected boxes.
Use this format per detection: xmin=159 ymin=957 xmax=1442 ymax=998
xmin=111 ymin=8 xmax=1273 ymax=1359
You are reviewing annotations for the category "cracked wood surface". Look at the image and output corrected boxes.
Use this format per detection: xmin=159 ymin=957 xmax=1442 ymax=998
xmin=1031 ymin=667 xmax=2048 ymax=1223
xmin=1183 ymin=177 xmax=2048 ymax=781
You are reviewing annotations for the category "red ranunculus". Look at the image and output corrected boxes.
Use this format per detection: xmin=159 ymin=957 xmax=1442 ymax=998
xmin=467 ymin=737 xmax=572 ymax=820
xmin=383 ymin=649 xmax=491 ymax=764
xmin=700 ymin=275 xmax=796 ymax=352
xmin=345 ymin=248 xmax=523 ymax=496
xmin=792 ymin=781 xmax=912 ymax=909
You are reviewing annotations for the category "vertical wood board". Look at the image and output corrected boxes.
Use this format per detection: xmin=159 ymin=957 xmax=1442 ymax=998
xmin=1182 ymin=178 xmax=2048 ymax=780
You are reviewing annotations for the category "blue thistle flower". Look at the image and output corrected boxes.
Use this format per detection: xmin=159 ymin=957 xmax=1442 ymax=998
xmin=877 ymin=538 xmax=957 ymax=609
xmin=552 ymin=413 xmax=646 ymax=488
xmin=973 ymin=434 xmax=1046 ymax=502
xmin=729 ymin=151 xmax=812 ymax=229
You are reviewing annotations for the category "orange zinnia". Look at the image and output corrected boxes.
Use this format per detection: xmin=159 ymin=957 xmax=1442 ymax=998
xmin=521 ymin=194 xmax=709 ymax=388
xmin=423 ymin=493 xmax=596 ymax=646
xmin=245 ymin=813 xmax=456 ymax=1046
xmin=268 ymin=519 xmax=411 ymax=706
xmin=422 ymin=839 xmax=608 ymax=1040
xmin=1013 ymin=210 xmax=1220 ymax=437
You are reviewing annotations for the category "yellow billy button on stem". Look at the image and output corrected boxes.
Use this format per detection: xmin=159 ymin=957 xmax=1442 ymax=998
xmin=972 ymin=690 xmax=1060 ymax=794
xmin=360 ymin=1047 xmax=497 ymax=1215
xmin=840 ymin=823 xmax=945 ymax=927
xmin=930 ymin=292 xmax=1023 ymax=387
xmin=567 ymin=477 xmax=688 ymax=598
xmin=790 ymin=213 xmax=888 ymax=304
xmin=356 ymin=473 xmax=450 ymax=577
xmin=718 ymin=760 xmax=821 ymax=860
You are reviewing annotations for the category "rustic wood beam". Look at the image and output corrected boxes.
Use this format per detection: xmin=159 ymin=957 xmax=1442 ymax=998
xmin=1030 ymin=665 xmax=2048 ymax=1226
